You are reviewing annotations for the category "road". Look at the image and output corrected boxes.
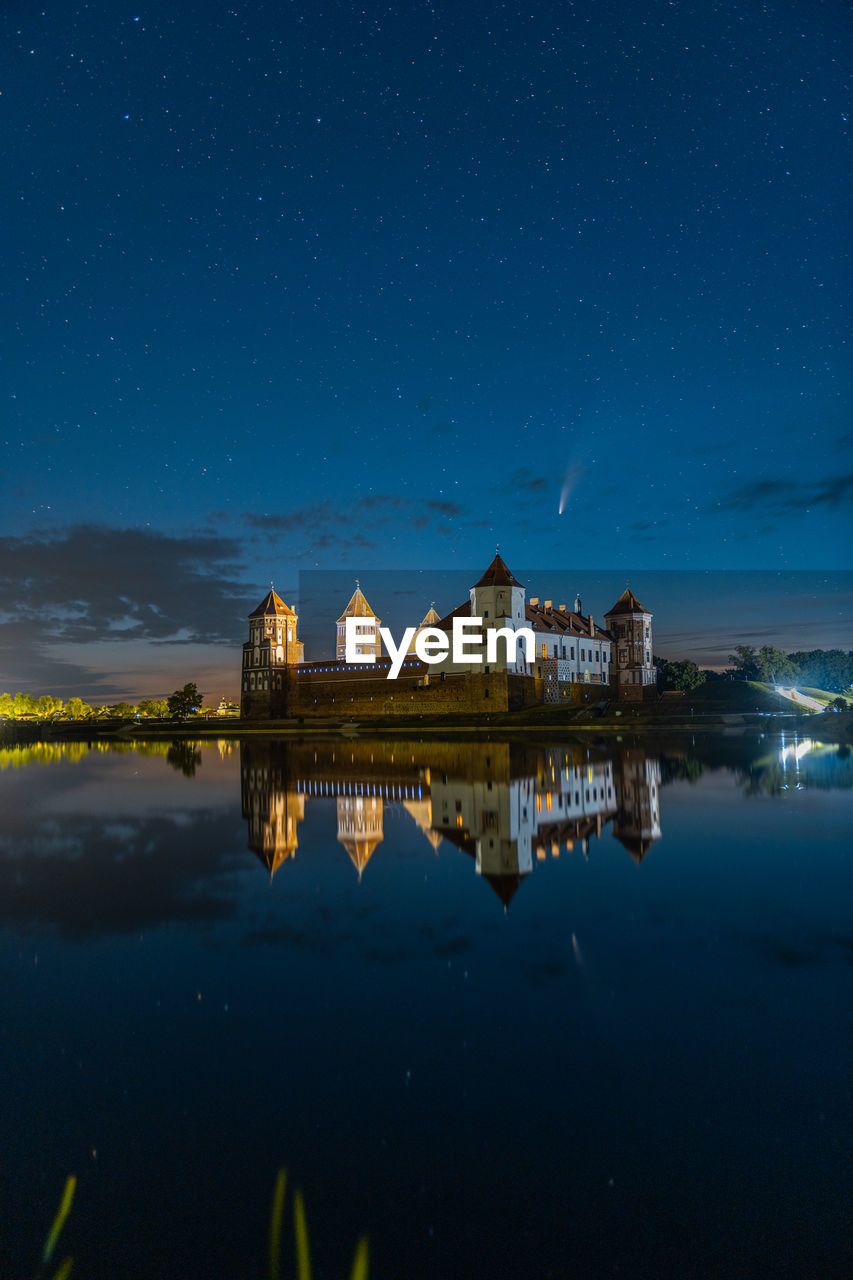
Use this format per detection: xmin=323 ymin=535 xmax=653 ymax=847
xmin=774 ymin=686 xmax=825 ymax=712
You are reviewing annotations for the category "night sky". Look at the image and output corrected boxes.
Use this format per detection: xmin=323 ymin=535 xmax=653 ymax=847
xmin=2 ymin=1 xmax=850 ymax=700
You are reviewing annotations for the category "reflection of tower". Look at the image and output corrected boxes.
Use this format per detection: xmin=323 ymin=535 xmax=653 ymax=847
xmin=431 ymin=774 xmax=534 ymax=909
xmin=402 ymin=796 xmax=443 ymax=851
xmin=613 ymin=751 xmax=661 ymax=862
xmin=336 ymin=795 xmax=384 ymax=878
xmin=336 ymin=582 xmax=382 ymax=660
xmin=240 ymin=758 xmax=305 ymax=878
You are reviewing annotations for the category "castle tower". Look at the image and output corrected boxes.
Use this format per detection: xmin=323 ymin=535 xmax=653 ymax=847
xmin=336 ymin=581 xmax=382 ymax=660
xmin=240 ymin=588 xmax=304 ymax=718
xmin=407 ymin=603 xmax=442 ymax=653
xmin=468 ymin=552 xmax=527 ymax=671
xmin=605 ymin=587 xmax=656 ymax=700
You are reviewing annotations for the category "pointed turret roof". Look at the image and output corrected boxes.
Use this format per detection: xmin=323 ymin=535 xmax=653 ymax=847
xmin=341 ymin=837 xmax=382 ymax=879
xmin=337 ymin=582 xmax=380 ymax=624
xmin=481 ymin=872 xmax=525 ymax=909
xmin=419 ymin=605 xmax=441 ymax=627
xmin=605 ymin=587 xmax=650 ymax=617
xmin=613 ymin=833 xmax=657 ymax=862
xmin=248 ymin=589 xmax=295 ymax=619
xmin=472 ymin=552 xmax=523 ymax=589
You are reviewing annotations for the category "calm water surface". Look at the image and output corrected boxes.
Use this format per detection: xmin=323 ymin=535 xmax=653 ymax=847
xmin=1 ymin=733 xmax=850 ymax=1279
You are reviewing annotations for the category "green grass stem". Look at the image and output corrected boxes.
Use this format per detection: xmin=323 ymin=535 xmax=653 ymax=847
xmin=42 ymin=1176 xmax=76 ymax=1267
xmin=268 ymin=1168 xmax=288 ymax=1280
xmin=349 ymin=1236 xmax=369 ymax=1280
xmin=293 ymin=1189 xmax=311 ymax=1280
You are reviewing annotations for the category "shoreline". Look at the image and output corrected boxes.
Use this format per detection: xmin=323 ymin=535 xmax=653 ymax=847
xmin=4 ymin=707 xmax=851 ymax=746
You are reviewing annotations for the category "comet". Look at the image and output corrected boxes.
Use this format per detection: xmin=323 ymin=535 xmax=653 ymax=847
xmin=558 ymin=463 xmax=582 ymax=515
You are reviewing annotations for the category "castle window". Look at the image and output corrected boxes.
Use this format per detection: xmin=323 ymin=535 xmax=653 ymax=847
xmin=581 ymin=648 xmax=585 ymax=661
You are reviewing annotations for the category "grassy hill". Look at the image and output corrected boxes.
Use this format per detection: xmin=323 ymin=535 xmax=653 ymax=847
xmin=797 ymin=686 xmax=853 ymax=708
xmin=688 ymin=680 xmax=804 ymax=714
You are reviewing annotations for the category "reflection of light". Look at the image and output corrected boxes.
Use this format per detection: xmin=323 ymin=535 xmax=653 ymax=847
xmin=780 ymin=738 xmax=814 ymax=766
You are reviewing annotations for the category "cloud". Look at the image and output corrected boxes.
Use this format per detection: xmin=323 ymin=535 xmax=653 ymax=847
xmin=245 ymin=494 xmax=465 ymax=549
xmin=425 ymin=500 xmax=465 ymax=518
xmin=0 ymin=524 xmax=259 ymax=696
xmin=0 ymin=809 xmax=247 ymax=939
xmin=710 ymin=472 xmax=853 ymax=515
xmin=508 ymin=468 xmax=549 ymax=495
xmin=0 ymin=525 xmax=249 ymax=645
xmin=630 ymin=519 xmax=670 ymax=533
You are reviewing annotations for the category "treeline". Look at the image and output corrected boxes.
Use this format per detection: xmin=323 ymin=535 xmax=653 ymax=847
xmin=653 ymin=647 xmax=853 ymax=694
xmin=727 ymin=646 xmax=853 ymax=692
xmin=0 ymin=692 xmax=171 ymax=720
xmin=0 ymin=684 xmax=237 ymax=722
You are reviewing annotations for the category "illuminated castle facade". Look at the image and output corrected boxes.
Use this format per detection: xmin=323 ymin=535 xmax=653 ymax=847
xmin=239 ymin=554 xmax=655 ymax=719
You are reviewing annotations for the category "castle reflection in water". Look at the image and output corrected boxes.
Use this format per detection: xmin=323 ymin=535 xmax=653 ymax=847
xmin=240 ymin=739 xmax=661 ymax=907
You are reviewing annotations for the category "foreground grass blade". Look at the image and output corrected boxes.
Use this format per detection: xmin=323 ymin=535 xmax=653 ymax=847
xmin=293 ymin=1189 xmax=311 ymax=1280
xmin=350 ymin=1236 xmax=369 ymax=1280
xmin=42 ymin=1176 xmax=76 ymax=1265
xmin=268 ymin=1168 xmax=288 ymax=1280
xmin=49 ymin=1260 xmax=74 ymax=1280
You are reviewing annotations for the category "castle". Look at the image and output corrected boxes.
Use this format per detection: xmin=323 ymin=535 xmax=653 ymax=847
xmin=239 ymin=738 xmax=663 ymax=908
xmin=240 ymin=553 xmax=656 ymax=719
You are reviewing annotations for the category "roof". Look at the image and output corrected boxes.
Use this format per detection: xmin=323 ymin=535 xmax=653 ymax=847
xmin=481 ymin=873 xmax=525 ymax=909
xmin=472 ymin=553 xmax=523 ymax=589
xmin=525 ymin=602 xmax=611 ymax=641
xmin=337 ymin=584 xmax=381 ymax=624
xmin=248 ymin=589 xmax=296 ymax=619
xmin=434 ymin=600 xmax=472 ymax=629
xmin=606 ymin=587 xmax=650 ymax=617
xmin=419 ymin=605 xmax=441 ymax=628
xmin=613 ymin=833 xmax=656 ymax=862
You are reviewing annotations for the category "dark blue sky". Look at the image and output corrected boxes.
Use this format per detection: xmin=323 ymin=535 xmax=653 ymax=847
xmin=1 ymin=1 xmax=850 ymax=698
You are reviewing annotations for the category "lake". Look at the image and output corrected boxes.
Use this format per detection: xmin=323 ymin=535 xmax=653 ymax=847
xmin=1 ymin=732 xmax=850 ymax=1279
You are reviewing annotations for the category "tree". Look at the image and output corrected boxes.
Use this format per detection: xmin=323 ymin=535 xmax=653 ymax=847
xmin=12 ymin=692 xmax=37 ymax=717
xmin=788 ymin=649 xmax=853 ymax=693
xmin=754 ymin=646 xmax=795 ymax=685
xmin=36 ymin=694 xmax=63 ymax=718
xmin=728 ymin=645 xmax=759 ymax=680
xmin=65 ymin=697 xmax=93 ymax=720
xmin=167 ymin=683 xmax=202 ymax=719
xmin=138 ymin=698 xmax=169 ymax=718
xmin=111 ymin=701 xmax=136 ymax=718
xmin=655 ymin=656 xmax=706 ymax=693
